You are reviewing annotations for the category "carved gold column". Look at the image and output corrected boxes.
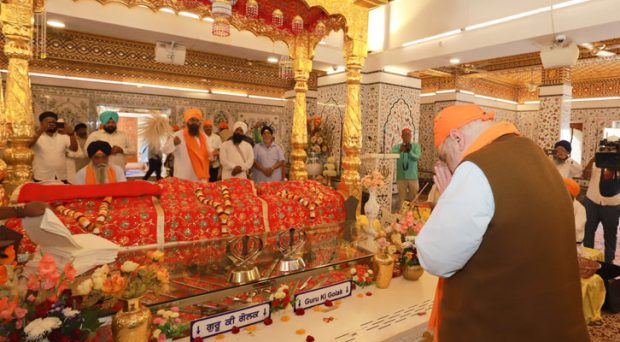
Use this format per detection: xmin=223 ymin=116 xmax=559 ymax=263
xmin=289 ymin=34 xmax=314 ymax=180
xmin=340 ymin=35 xmax=367 ymax=202
xmin=2 ymin=0 xmax=35 ymax=196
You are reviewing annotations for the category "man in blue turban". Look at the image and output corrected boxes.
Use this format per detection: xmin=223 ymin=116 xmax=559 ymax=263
xmin=84 ymin=110 xmax=135 ymax=171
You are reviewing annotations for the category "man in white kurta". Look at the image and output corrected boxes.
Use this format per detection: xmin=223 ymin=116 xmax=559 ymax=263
xmin=220 ymin=121 xmax=254 ymax=180
xmin=162 ymin=108 xmax=211 ymax=182
xmin=31 ymin=111 xmax=78 ymax=182
xmin=203 ymin=119 xmax=222 ymax=182
xmin=85 ymin=111 xmax=135 ymax=171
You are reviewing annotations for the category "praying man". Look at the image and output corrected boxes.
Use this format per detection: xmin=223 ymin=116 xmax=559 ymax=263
xmin=75 ymin=140 xmax=126 ymax=184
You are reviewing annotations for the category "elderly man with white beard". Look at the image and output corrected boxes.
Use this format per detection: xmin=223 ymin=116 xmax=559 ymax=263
xmin=74 ymin=140 xmax=126 ymax=184
xmin=220 ymin=121 xmax=254 ymax=180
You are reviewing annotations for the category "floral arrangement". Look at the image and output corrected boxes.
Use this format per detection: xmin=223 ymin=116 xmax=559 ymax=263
xmin=56 ymin=196 xmax=113 ymax=235
xmin=152 ymin=306 xmax=188 ymax=341
xmin=349 ymin=264 xmax=374 ymax=288
xmin=400 ymin=247 xmax=421 ymax=267
xmin=0 ymin=253 xmax=102 ymax=341
xmin=392 ymin=210 xmax=423 ymax=238
xmin=75 ymin=250 xmax=169 ymax=302
xmin=307 ymin=115 xmax=330 ymax=155
xmin=269 ymin=284 xmax=292 ymax=312
xmin=361 ymin=170 xmax=385 ymax=189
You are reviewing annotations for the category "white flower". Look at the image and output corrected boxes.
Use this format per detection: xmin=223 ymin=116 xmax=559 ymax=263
xmin=170 ymin=312 xmax=180 ymax=318
xmin=92 ymin=276 xmax=105 ymax=291
xmin=152 ymin=329 xmax=162 ymax=338
xmin=367 ymin=270 xmax=374 ymax=275
xmin=157 ymin=309 xmax=165 ymax=316
xmin=62 ymin=307 xmax=80 ymax=319
xmin=350 ymin=268 xmax=356 ymax=275
xmin=93 ymin=264 xmax=110 ymax=278
xmin=25 ymin=317 xmax=62 ymax=341
xmin=275 ymin=291 xmax=286 ymax=299
xmin=120 ymin=261 xmax=139 ymax=273
xmin=352 ymin=275 xmax=359 ymax=282
xmin=74 ymin=278 xmax=93 ymax=296
xmin=269 ymin=294 xmax=275 ymax=301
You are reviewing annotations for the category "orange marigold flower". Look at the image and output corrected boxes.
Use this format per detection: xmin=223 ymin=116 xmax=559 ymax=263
xmin=103 ymin=274 xmax=128 ymax=295
xmin=0 ymin=246 xmax=16 ymax=266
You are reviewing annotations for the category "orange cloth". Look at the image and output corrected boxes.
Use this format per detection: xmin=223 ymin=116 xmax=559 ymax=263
xmin=84 ymin=164 xmax=117 ymax=185
xmin=564 ymin=177 xmax=580 ymax=197
xmin=203 ymin=119 xmax=213 ymax=127
xmin=428 ymin=121 xmax=520 ymax=341
xmin=172 ymin=125 xmax=180 ymax=132
xmin=184 ymin=108 xmax=202 ymax=122
xmin=219 ymin=121 xmax=229 ymax=129
xmin=183 ymin=129 xmax=210 ymax=180
xmin=434 ymin=104 xmax=495 ymax=148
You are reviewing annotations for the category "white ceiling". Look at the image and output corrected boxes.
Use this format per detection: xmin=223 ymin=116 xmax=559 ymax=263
xmin=45 ymin=0 xmax=620 ymax=74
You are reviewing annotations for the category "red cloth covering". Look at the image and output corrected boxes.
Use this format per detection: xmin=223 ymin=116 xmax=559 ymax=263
xmin=17 ymin=181 xmax=161 ymax=203
xmin=256 ymin=180 xmax=346 ymax=231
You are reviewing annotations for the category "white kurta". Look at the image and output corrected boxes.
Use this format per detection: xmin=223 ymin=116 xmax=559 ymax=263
xmin=206 ymin=133 xmax=222 ymax=168
xmin=574 ymin=199 xmax=586 ymax=243
xmin=416 ymin=161 xmax=495 ymax=278
xmin=220 ymin=140 xmax=254 ymax=180
xmin=74 ymin=164 xmax=127 ymax=184
xmin=553 ymin=157 xmax=582 ymax=178
xmin=66 ymin=137 xmax=89 ymax=184
xmin=32 ymin=133 xmax=71 ymax=181
xmin=85 ymin=130 xmax=135 ymax=171
xmin=162 ymin=130 xmax=210 ymax=182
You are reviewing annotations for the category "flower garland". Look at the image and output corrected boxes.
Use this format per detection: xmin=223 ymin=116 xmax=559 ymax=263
xmin=194 ymin=185 xmax=233 ymax=235
xmin=55 ymin=196 xmax=112 ymax=235
xmin=349 ymin=264 xmax=374 ymax=288
xmin=275 ymin=186 xmax=324 ymax=220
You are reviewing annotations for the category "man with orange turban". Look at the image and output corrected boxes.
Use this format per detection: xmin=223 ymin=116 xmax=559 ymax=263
xmin=203 ymin=119 xmax=222 ymax=182
xmin=416 ymin=104 xmax=587 ymax=341
xmin=162 ymin=108 xmax=210 ymax=181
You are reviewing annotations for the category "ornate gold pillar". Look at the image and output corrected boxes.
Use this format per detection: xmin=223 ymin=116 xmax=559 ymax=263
xmin=289 ymin=34 xmax=314 ymax=180
xmin=1 ymin=0 xmax=36 ymax=195
xmin=340 ymin=35 xmax=367 ymax=202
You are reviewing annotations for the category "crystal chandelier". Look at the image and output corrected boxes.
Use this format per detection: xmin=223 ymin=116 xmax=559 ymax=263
xmin=245 ymin=0 xmax=258 ymax=19
xmin=278 ymin=56 xmax=294 ymax=80
xmin=212 ymin=0 xmax=232 ymax=37
xmin=314 ymin=21 xmax=327 ymax=37
xmin=272 ymin=9 xmax=284 ymax=28
xmin=292 ymin=15 xmax=304 ymax=34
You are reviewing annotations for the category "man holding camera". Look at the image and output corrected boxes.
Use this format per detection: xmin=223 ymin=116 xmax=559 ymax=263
xmin=391 ymin=127 xmax=421 ymax=208
xmin=583 ymin=137 xmax=620 ymax=263
xmin=30 ymin=111 xmax=78 ymax=183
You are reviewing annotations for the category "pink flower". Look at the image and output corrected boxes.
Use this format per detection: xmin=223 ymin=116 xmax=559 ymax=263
xmin=27 ymin=274 xmax=39 ymax=291
xmin=0 ymin=298 xmax=16 ymax=321
xmin=14 ymin=307 xmax=27 ymax=319
xmin=153 ymin=317 xmax=165 ymax=325
xmin=157 ymin=333 xmax=167 ymax=342
xmin=377 ymin=237 xmax=389 ymax=248
xmin=38 ymin=254 xmax=58 ymax=276
xmin=170 ymin=306 xmax=179 ymax=312
xmin=414 ymin=223 xmax=423 ymax=234
xmin=15 ymin=319 xmax=22 ymax=329
xmin=175 ymin=318 xmax=182 ymax=324
xmin=42 ymin=271 xmax=61 ymax=290
xmin=27 ymin=294 xmax=36 ymax=303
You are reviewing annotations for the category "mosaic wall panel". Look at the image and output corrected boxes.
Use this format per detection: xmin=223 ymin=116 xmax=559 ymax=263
xmin=536 ymin=95 xmax=571 ymax=150
xmin=361 ymin=84 xmax=380 ymax=156
xmin=377 ymin=84 xmax=420 ymax=154
xmin=31 ymin=84 xmax=287 ymax=151
xmin=317 ymin=83 xmax=347 ymax=173
xmin=418 ymin=101 xmax=458 ymax=179
xmin=572 ymin=108 xmax=620 ymax=166
xmin=514 ymin=111 xmax=538 ymax=141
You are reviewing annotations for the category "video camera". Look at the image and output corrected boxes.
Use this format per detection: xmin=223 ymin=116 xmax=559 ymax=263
xmin=594 ymin=138 xmax=619 ymax=197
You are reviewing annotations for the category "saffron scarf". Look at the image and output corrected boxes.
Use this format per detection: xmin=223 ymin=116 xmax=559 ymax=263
xmin=428 ymin=121 xmax=521 ymax=341
xmin=84 ymin=164 xmax=117 ymax=185
xmin=183 ymin=129 xmax=210 ymax=180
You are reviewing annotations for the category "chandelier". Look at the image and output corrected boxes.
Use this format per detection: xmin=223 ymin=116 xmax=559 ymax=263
xmin=292 ymin=15 xmax=304 ymax=34
xmin=245 ymin=0 xmax=259 ymax=18
xmin=272 ymin=9 xmax=284 ymax=28
xmin=278 ymin=56 xmax=294 ymax=80
xmin=211 ymin=0 xmax=232 ymax=37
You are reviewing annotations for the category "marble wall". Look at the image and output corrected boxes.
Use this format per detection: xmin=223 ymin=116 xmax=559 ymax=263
xmin=31 ymin=84 xmax=290 ymax=157
xmin=572 ymin=107 xmax=620 ymax=165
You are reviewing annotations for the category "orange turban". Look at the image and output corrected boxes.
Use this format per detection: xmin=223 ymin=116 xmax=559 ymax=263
xmin=203 ymin=119 xmax=213 ymax=127
xmin=563 ymin=178 xmax=580 ymax=197
xmin=183 ymin=108 xmax=202 ymax=122
xmin=219 ymin=121 xmax=229 ymax=129
xmin=434 ymin=104 xmax=495 ymax=147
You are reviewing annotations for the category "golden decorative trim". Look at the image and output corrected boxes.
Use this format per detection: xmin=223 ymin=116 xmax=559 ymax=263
xmin=541 ymin=67 xmax=571 ymax=86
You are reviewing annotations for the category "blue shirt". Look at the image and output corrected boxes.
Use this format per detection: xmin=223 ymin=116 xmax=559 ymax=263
xmin=252 ymin=142 xmax=284 ymax=183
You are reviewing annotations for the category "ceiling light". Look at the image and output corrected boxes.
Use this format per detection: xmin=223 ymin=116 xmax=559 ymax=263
xmin=449 ymin=58 xmax=460 ymax=64
xmin=203 ymin=17 xmax=215 ymax=23
xmin=436 ymin=89 xmax=456 ymax=94
xmin=569 ymin=96 xmax=620 ymax=102
xmin=524 ymin=100 xmax=540 ymax=104
xmin=420 ymin=93 xmax=436 ymax=97
xmin=159 ymin=7 xmax=175 ymax=14
xmin=459 ymin=90 xmax=474 ymax=95
xmin=5 ymin=70 xmax=210 ymax=93
xmin=267 ymin=57 xmax=279 ymax=64
xmin=383 ymin=66 xmax=409 ymax=76
xmin=46 ymin=20 xmax=65 ymax=28
xmin=319 ymin=41 xmax=327 ymax=45
xmin=474 ymin=94 xmax=517 ymax=104
xmin=465 ymin=6 xmax=551 ymax=31
xmin=552 ymin=0 xmax=590 ymax=10
xmin=211 ymin=90 xmax=247 ymax=97
xmin=402 ymin=29 xmax=462 ymax=47
xmin=179 ymin=11 xmax=200 ymax=19
xmin=248 ymin=95 xmax=284 ymax=101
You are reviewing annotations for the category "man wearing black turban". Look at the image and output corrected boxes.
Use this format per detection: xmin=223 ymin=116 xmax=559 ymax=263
xmin=552 ymin=139 xmax=582 ymax=178
xmin=74 ymin=141 xmax=126 ymax=184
